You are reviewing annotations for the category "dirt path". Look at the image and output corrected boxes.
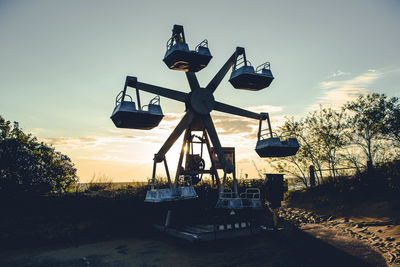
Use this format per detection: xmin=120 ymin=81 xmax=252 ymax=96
xmin=280 ymin=206 xmax=400 ymax=266
xmin=0 ymin=221 xmax=386 ymax=267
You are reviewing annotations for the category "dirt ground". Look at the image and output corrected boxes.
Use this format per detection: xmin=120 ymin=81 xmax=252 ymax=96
xmin=281 ymin=201 xmax=400 ymax=265
xmin=0 ymin=221 xmax=387 ymax=267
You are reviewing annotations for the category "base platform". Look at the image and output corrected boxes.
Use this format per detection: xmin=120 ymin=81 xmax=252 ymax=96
xmin=153 ymin=222 xmax=263 ymax=242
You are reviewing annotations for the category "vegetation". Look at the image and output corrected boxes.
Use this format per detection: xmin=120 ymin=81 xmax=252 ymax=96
xmin=268 ymin=93 xmax=400 ymax=188
xmin=0 ymin=115 xmax=78 ymax=196
xmin=1 ymin=92 xmax=399 ymax=248
xmin=286 ymin=161 xmax=400 ymax=223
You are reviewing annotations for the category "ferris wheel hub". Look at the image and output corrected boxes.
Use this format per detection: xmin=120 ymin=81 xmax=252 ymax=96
xmin=190 ymin=88 xmax=215 ymax=115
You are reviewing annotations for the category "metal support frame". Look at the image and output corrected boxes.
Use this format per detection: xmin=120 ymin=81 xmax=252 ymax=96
xmin=206 ymin=47 xmax=244 ymax=93
xmin=232 ymin=47 xmax=247 ymax=71
xmin=135 ymin=88 xmax=142 ymax=110
xmin=203 ymin=130 xmax=220 ymax=187
xmin=257 ymin=112 xmax=272 ymax=141
xmin=171 ymin=125 xmax=222 ymax=189
xmin=125 ymin=47 xmax=270 ymax=193
xmin=164 ymin=158 xmax=172 ymax=189
xmin=172 ymin=24 xmax=185 ymax=44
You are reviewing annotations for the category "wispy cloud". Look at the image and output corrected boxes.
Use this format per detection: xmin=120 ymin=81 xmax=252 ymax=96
xmin=246 ymin=105 xmax=284 ymax=113
xmin=40 ymin=136 xmax=140 ymax=149
xmin=308 ymin=69 xmax=382 ymax=111
xmin=30 ymin=128 xmax=46 ymax=135
xmin=77 ymin=155 xmax=150 ymax=164
xmin=331 ymin=70 xmax=350 ymax=77
xmin=39 ymin=109 xmax=290 ymax=181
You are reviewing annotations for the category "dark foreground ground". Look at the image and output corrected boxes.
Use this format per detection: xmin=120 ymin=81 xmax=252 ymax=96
xmin=0 ymin=220 xmax=386 ymax=267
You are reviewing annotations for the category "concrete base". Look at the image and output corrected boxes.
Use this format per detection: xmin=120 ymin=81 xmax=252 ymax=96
xmin=153 ymin=222 xmax=262 ymax=242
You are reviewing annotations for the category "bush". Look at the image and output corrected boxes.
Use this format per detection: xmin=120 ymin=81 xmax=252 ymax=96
xmin=0 ymin=115 xmax=77 ymax=196
xmin=86 ymin=174 xmax=113 ymax=192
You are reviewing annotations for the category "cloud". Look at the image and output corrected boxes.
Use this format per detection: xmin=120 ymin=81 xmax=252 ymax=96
xmin=40 ymin=136 xmax=140 ymax=149
xmin=77 ymin=155 xmax=149 ymax=164
xmin=246 ymin=105 xmax=284 ymax=113
xmin=331 ymin=70 xmax=350 ymax=77
xmin=39 ymin=108 xmax=291 ymax=182
xmin=308 ymin=69 xmax=382 ymax=111
xmin=29 ymin=127 xmax=46 ymax=135
xmin=213 ymin=115 xmax=255 ymax=134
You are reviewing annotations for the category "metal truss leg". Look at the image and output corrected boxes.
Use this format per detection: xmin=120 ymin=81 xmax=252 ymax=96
xmin=220 ymin=171 xmax=227 ymax=194
xmin=151 ymin=156 xmax=157 ymax=190
xmin=174 ymin=129 xmax=190 ymax=188
xmin=164 ymin=158 xmax=172 ymax=189
xmin=204 ymin=129 xmax=220 ymax=187
xmin=233 ymin=167 xmax=239 ymax=197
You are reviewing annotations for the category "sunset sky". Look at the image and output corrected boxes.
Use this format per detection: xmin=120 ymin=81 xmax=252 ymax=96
xmin=1 ymin=0 xmax=400 ymax=182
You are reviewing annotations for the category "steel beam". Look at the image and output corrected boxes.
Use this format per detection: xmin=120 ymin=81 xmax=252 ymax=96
xmin=206 ymin=47 xmax=245 ymax=93
xmin=174 ymin=129 xmax=190 ymax=187
xmin=185 ymin=72 xmax=200 ymax=91
xmin=203 ymin=130 xmax=220 ymax=187
xmin=163 ymin=158 xmax=173 ymax=189
xmin=125 ymin=76 xmax=188 ymax=103
xmin=155 ymin=111 xmax=194 ymax=162
xmin=201 ymin=114 xmax=232 ymax=173
xmin=214 ymin=101 xmax=267 ymax=120
xmin=206 ymin=51 xmax=236 ymax=93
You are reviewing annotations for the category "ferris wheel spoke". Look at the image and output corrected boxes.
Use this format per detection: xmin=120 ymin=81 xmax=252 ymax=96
xmin=155 ymin=111 xmax=195 ymax=162
xmin=206 ymin=51 xmax=237 ymax=93
xmin=185 ymin=72 xmax=200 ymax=91
xmin=125 ymin=76 xmax=189 ymax=103
xmin=201 ymin=114 xmax=232 ymax=173
xmin=136 ymin=82 xmax=189 ymax=103
xmin=213 ymin=101 xmax=266 ymax=120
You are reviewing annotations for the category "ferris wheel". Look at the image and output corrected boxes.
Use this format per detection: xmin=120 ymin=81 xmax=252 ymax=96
xmin=110 ymin=24 xmax=299 ymax=210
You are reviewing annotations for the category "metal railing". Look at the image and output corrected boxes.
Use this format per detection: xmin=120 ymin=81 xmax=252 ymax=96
xmin=141 ymin=95 xmax=161 ymax=111
xmin=219 ymin=189 xmax=235 ymax=199
xmin=233 ymin=54 xmax=252 ymax=71
xmin=255 ymin=62 xmax=271 ymax=73
xmin=115 ymin=91 xmax=133 ymax=106
xmin=195 ymin=39 xmax=209 ymax=52
xmin=259 ymin=129 xmax=295 ymax=141
xmin=240 ymin=188 xmax=260 ymax=199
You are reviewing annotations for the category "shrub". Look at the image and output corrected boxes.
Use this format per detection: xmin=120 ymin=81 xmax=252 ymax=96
xmin=86 ymin=174 xmax=113 ymax=192
xmin=0 ymin=115 xmax=77 ymax=196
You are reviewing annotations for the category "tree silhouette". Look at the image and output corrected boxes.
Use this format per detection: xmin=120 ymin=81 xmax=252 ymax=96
xmin=0 ymin=115 xmax=77 ymax=195
xmin=344 ymin=93 xmax=396 ymax=166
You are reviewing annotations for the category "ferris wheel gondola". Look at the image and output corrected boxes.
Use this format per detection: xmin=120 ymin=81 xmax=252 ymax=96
xmin=229 ymin=48 xmax=274 ymax=91
xmin=110 ymin=79 xmax=164 ymax=130
xmin=255 ymin=113 xmax=300 ymax=157
xmin=163 ymin=25 xmax=212 ymax=72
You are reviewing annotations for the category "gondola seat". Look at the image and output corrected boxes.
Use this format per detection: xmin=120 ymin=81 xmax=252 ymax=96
xmin=110 ymin=101 xmax=163 ymax=130
xmin=144 ymin=186 xmax=198 ymax=203
xmin=163 ymin=42 xmax=212 ymax=72
xmin=229 ymin=65 xmax=274 ymax=91
xmin=255 ymin=137 xmax=299 ymax=157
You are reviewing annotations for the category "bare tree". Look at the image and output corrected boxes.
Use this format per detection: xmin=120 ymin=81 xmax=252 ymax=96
xmin=384 ymin=97 xmax=400 ymax=150
xmin=304 ymin=107 xmax=347 ymax=180
xmin=279 ymin=117 xmax=324 ymax=183
xmin=344 ymin=93 xmax=395 ymax=166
